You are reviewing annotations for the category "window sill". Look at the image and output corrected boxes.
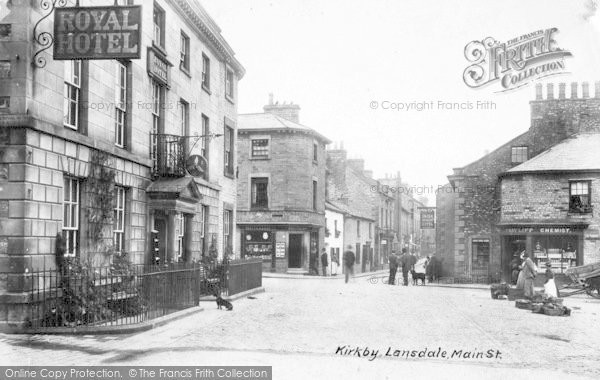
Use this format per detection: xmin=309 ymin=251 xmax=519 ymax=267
xmin=250 ymin=156 xmax=270 ymax=160
xmin=568 ymin=210 xmax=593 ymax=215
xmin=180 ymin=65 xmax=191 ymax=78
xmin=224 ymin=171 xmax=235 ymax=179
xmin=250 ymin=207 xmax=269 ymax=211
xmin=225 ymin=94 xmax=235 ymax=104
xmin=202 ymin=84 xmax=211 ymax=95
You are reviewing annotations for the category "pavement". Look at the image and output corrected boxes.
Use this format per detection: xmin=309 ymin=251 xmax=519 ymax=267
xmin=2 ymin=275 xmax=599 ymax=379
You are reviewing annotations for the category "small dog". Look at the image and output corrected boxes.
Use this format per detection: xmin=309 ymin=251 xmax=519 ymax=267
xmin=215 ymin=294 xmax=233 ymax=311
xmin=411 ymin=271 xmax=426 ymax=285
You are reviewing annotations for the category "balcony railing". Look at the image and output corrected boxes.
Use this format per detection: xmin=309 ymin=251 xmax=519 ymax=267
xmin=151 ymin=133 xmax=186 ymax=178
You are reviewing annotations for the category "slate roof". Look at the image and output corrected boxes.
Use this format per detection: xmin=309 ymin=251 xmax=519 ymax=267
xmin=238 ymin=113 xmax=331 ymax=144
xmin=507 ymin=133 xmax=600 ymax=174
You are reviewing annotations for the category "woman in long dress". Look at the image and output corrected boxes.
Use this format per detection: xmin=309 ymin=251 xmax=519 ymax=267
xmin=516 ymin=251 xmax=526 ymax=289
xmin=522 ymin=251 xmax=537 ymax=298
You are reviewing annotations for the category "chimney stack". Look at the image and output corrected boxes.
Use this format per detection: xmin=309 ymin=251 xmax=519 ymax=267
xmin=347 ymin=159 xmax=365 ymax=173
xmin=263 ymin=94 xmax=301 ymax=123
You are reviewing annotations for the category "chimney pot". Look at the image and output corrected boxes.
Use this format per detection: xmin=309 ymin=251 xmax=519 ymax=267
xmin=595 ymin=82 xmax=600 ymax=98
xmin=268 ymin=93 xmax=274 ymax=105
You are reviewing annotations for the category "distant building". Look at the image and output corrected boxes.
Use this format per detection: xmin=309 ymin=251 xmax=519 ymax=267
xmin=327 ymin=147 xmax=393 ymax=270
xmin=236 ymin=98 xmax=331 ymax=273
xmin=378 ymin=174 xmax=435 ymax=257
xmin=437 ymin=82 xmax=600 ymax=281
xmin=324 ymin=201 xmax=344 ymax=275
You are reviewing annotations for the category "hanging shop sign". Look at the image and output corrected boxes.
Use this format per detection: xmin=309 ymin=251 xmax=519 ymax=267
xmin=420 ymin=207 xmax=435 ymax=229
xmin=147 ymin=47 xmax=171 ymax=86
xmin=54 ymin=6 xmax=142 ymax=60
xmin=186 ymin=155 xmax=208 ymax=177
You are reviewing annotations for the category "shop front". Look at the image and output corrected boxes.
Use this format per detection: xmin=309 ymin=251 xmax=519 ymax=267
xmin=500 ymin=223 xmax=587 ymax=279
xmin=240 ymin=225 xmax=321 ymax=273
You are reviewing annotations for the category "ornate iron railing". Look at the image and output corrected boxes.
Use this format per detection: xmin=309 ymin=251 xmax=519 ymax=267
xmin=151 ymin=133 xmax=186 ymax=178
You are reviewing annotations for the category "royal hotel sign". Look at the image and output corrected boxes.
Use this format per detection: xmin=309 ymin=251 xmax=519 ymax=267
xmin=54 ymin=6 xmax=142 ymax=60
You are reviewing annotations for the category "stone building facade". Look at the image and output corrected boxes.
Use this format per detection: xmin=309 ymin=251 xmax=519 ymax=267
xmin=236 ymin=101 xmax=330 ymax=273
xmin=326 ymin=148 xmax=393 ymax=270
xmin=436 ymin=82 xmax=600 ymax=281
xmin=499 ymin=134 xmax=600 ymax=280
xmin=0 ymin=0 xmax=243 ymax=330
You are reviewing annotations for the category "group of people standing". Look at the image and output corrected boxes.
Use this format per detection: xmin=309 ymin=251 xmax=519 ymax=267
xmin=387 ymin=248 xmax=429 ymax=285
xmin=510 ymin=250 xmax=559 ymax=299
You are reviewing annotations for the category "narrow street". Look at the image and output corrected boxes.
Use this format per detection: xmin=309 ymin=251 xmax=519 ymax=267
xmin=2 ymin=277 xmax=599 ymax=379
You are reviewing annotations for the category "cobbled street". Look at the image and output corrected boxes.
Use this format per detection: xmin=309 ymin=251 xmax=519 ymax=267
xmin=2 ymin=277 xmax=600 ymax=379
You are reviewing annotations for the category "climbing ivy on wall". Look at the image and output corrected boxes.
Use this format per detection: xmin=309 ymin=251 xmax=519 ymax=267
xmin=85 ymin=150 xmax=116 ymax=254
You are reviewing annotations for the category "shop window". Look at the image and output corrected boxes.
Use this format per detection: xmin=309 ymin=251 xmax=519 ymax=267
xmin=569 ymin=181 xmax=592 ymax=213
xmin=63 ymin=177 xmax=80 ymax=257
xmin=532 ymin=235 xmax=579 ymax=274
xmin=251 ymin=178 xmax=269 ymax=209
xmin=471 ymin=239 xmax=490 ymax=272
xmin=243 ymin=230 xmax=273 ymax=259
xmin=511 ymin=146 xmax=528 ymax=164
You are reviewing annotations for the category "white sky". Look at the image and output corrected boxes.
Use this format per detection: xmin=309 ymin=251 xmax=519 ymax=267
xmin=202 ymin=0 xmax=600 ymax=205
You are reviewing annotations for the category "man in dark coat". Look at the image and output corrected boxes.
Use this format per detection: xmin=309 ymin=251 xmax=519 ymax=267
xmin=320 ymin=248 xmax=328 ymax=276
xmin=388 ymin=251 xmax=398 ymax=285
xmin=343 ymin=245 xmax=356 ymax=284
xmin=399 ymin=248 xmax=411 ymax=286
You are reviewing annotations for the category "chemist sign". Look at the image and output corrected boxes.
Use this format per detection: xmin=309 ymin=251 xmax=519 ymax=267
xmin=54 ymin=6 xmax=142 ymax=60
